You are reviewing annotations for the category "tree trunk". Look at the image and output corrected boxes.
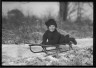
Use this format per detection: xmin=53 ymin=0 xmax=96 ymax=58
xmin=59 ymin=2 xmax=69 ymax=21
xmin=76 ymin=2 xmax=83 ymax=24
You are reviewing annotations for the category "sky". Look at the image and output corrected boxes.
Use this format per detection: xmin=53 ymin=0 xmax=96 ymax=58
xmin=2 ymin=2 xmax=59 ymax=19
xmin=2 ymin=2 xmax=93 ymax=21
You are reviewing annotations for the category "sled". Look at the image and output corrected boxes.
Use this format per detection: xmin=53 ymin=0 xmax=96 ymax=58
xmin=29 ymin=36 xmax=77 ymax=57
xmin=29 ymin=43 xmax=70 ymax=54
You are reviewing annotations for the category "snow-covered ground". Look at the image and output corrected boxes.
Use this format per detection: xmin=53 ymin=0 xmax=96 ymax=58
xmin=2 ymin=38 xmax=93 ymax=58
xmin=74 ymin=38 xmax=93 ymax=48
xmin=2 ymin=38 xmax=93 ymax=66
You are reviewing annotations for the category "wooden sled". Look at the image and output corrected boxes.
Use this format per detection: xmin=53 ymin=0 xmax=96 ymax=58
xmin=29 ymin=36 xmax=77 ymax=57
xmin=29 ymin=44 xmax=70 ymax=54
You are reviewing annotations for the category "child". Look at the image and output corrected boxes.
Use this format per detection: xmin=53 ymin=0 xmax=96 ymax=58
xmin=41 ymin=19 xmax=77 ymax=54
xmin=42 ymin=19 xmax=61 ymax=54
xmin=42 ymin=19 xmax=61 ymax=45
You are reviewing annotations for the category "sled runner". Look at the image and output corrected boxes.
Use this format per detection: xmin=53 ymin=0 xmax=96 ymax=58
xmin=29 ymin=43 xmax=71 ymax=54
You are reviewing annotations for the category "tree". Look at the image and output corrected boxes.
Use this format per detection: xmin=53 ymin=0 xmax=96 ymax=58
xmin=59 ymin=2 xmax=69 ymax=21
xmin=68 ymin=2 xmax=85 ymax=24
xmin=76 ymin=2 xmax=84 ymax=23
xmin=7 ymin=9 xmax=25 ymax=29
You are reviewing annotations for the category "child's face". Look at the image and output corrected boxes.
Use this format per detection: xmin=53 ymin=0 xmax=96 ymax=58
xmin=48 ymin=25 xmax=56 ymax=32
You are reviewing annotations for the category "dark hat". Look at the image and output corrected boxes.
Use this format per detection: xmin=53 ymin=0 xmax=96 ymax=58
xmin=45 ymin=19 xmax=57 ymax=28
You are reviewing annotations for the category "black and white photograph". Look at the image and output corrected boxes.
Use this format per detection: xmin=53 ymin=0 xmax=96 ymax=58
xmin=2 ymin=2 xmax=93 ymax=66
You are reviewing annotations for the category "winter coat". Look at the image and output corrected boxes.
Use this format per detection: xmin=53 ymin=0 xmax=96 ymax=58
xmin=59 ymin=34 xmax=77 ymax=45
xmin=42 ymin=29 xmax=61 ymax=45
xmin=42 ymin=29 xmax=77 ymax=46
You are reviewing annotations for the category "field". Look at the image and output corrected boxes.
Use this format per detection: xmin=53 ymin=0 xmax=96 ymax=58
xmin=2 ymin=38 xmax=93 ymax=66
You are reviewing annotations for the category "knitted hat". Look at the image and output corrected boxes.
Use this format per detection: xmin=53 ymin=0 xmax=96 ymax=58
xmin=45 ymin=19 xmax=57 ymax=28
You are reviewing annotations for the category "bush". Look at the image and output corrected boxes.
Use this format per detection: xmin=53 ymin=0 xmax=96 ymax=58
xmin=2 ymin=15 xmax=93 ymax=44
xmin=29 ymin=32 xmax=43 ymax=44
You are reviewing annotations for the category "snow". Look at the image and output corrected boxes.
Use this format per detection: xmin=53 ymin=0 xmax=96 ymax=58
xmin=2 ymin=38 xmax=93 ymax=57
xmin=2 ymin=38 xmax=93 ymax=66
xmin=75 ymin=38 xmax=93 ymax=48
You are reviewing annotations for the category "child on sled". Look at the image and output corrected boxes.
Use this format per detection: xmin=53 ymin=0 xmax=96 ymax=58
xmin=41 ymin=19 xmax=77 ymax=55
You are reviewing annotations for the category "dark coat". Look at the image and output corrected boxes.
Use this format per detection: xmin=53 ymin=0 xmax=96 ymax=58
xmin=59 ymin=34 xmax=77 ymax=45
xmin=42 ymin=29 xmax=61 ymax=45
xmin=42 ymin=29 xmax=77 ymax=45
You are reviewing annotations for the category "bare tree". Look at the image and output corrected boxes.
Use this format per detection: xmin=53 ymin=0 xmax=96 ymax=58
xmin=59 ymin=2 xmax=69 ymax=21
xmin=76 ymin=2 xmax=83 ymax=23
xmin=68 ymin=2 xmax=85 ymax=23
